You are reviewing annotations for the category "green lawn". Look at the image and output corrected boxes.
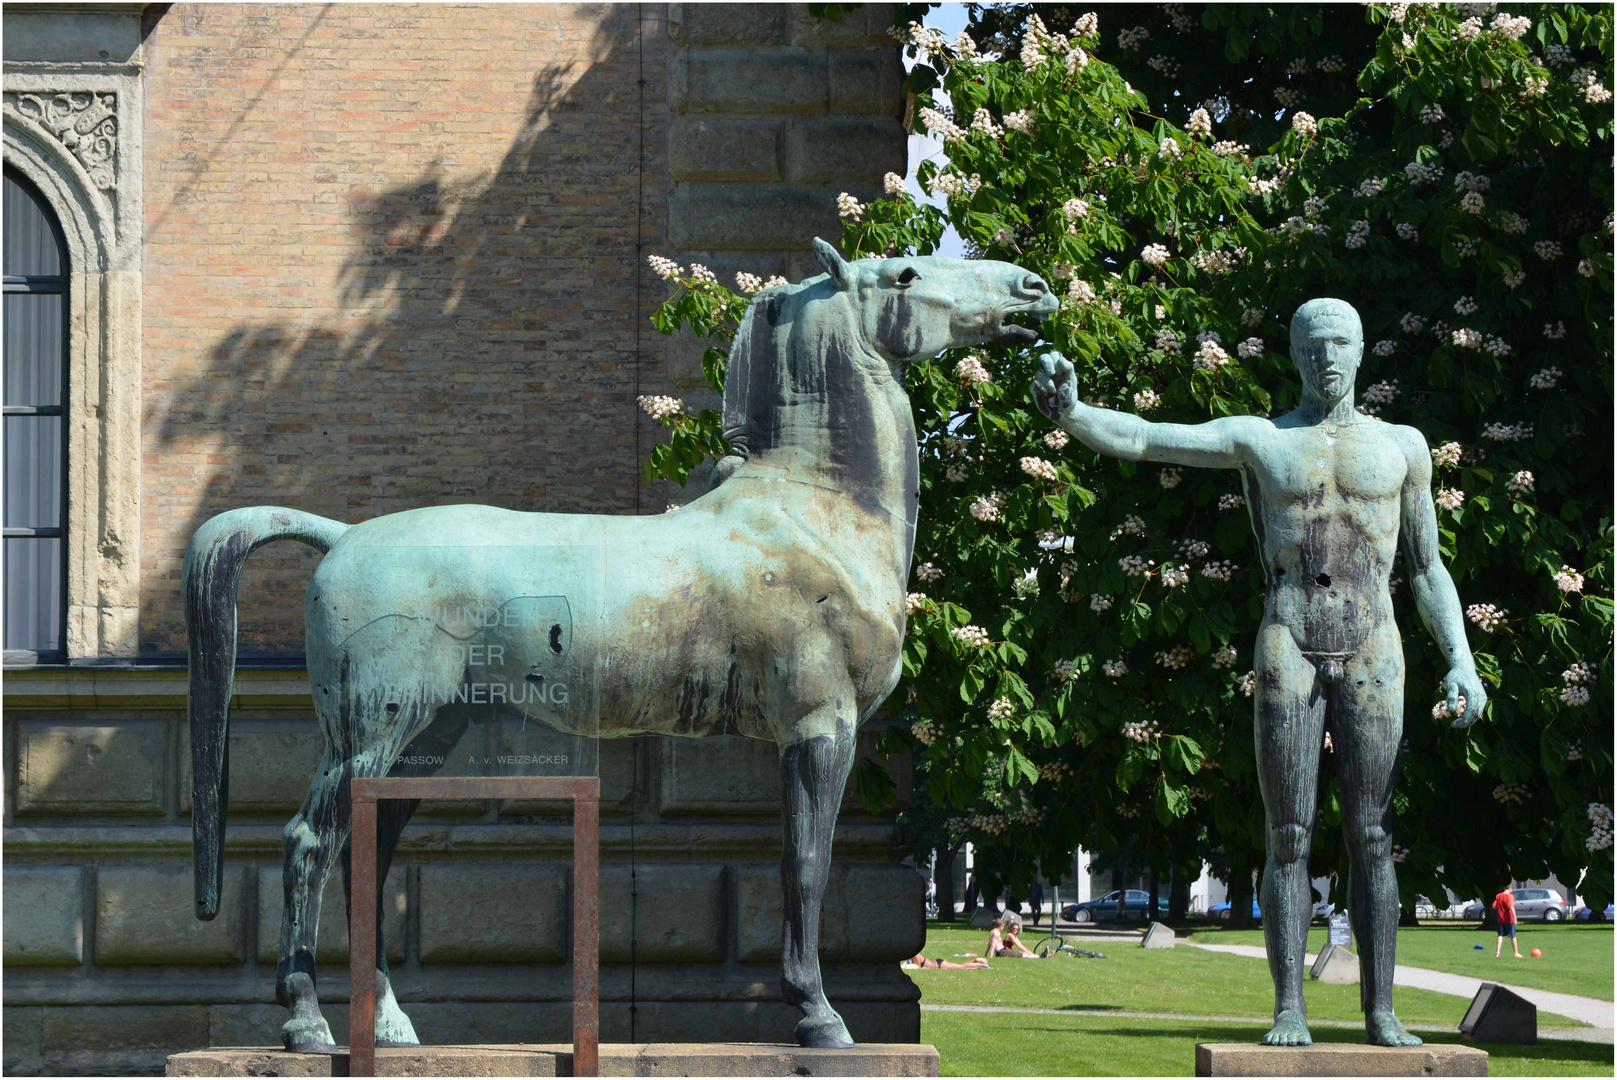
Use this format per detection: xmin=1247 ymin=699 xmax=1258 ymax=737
xmin=909 ymin=926 xmax=1590 ymax=1027
xmin=1183 ymin=922 xmax=1615 ymax=1001
xmin=922 ymin=1011 xmax=1615 ymax=1077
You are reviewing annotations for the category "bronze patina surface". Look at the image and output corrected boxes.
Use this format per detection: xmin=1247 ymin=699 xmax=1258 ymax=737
xmin=184 ymin=239 xmax=1056 ymax=1053
xmin=1034 ymin=298 xmax=1487 ymax=1049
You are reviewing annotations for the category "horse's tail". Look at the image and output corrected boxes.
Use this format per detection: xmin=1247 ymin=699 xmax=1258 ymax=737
xmin=184 ymin=506 xmax=348 ymax=920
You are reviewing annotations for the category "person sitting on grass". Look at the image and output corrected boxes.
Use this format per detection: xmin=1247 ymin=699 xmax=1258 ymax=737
xmin=985 ymin=910 xmax=1041 ymax=958
xmin=903 ymin=952 xmax=989 ymax=970
xmin=1494 ymin=886 xmax=1522 ymax=959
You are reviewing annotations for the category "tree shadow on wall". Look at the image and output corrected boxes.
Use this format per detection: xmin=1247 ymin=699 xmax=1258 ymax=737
xmin=148 ymin=9 xmax=664 ymax=655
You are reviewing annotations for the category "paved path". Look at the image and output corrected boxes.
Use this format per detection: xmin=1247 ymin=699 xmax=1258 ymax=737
xmin=1187 ymin=942 xmax=1615 ymax=1029
xmin=918 ymin=1003 xmax=1611 ymax=1044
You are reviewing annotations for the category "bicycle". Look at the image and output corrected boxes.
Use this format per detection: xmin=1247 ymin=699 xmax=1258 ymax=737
xmin=1031 ymin=888 xmax=1109 ymax=959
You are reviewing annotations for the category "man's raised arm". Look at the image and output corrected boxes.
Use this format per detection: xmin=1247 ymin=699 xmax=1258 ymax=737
xmin=1031 ymin=352 xmax=1256 ymax=469
xmin=1397 ymin=427 xmax=1487 ymax=728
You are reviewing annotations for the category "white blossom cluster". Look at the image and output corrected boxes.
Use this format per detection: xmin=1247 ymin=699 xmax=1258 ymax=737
xmin=1534 ymin=239 xmax=1562 ymax=261
xmin=1373 ymin=339 xmax=1397 ymax=357
xmin=1561 ymin=685 xmax=1591 ymax=707
xmin=910 ymin=719 xmax=939 ymax=746
xmin=1553 ymin=566 xmax=1585 ymax=594
xmin=916 ymin=561 xmax=944 ymax=583
xmin=1194 ymin=338 xmax=1230 ymax=371
xmin=1501 ymin=268 xmax=1526 ymax=289
xmin=1578 ymin=258 xmax=1598 ymax=278
xmin=1004 ymin=110 xmax=1035 ymax=133
xmin=1454 ymin=295 xmax=1479 ymax=315
xmin=952 ymin=624 xmax=991 ymax=648
xmin=1567 ymin=741 xmax=1584 ymax=762
xmin=1391 ymin=845 xmax=1409 ymax=865
xmin=945 ymin=464 xmax=968 ymax=482
xmin=1274 ymin=87 xmax=1302 ymax=109
xmin=969 ymin=491 xmax=1007 ymax=522
xmin=1362 ymin=380 xmax=1400 ymax=408
xmin=927 ymin=170 xmax=981 ymax=198
xmin=1564 ymin=661 xmax=1594 ymax=684
xmin=905 ymin=592 xmax=928 ymax=615
xmin=1543 ymin=320 xmax=1566 ymax=340
xmin=1219 ymin=494 xmax=1246 ymax=510
xmin=1571 ymin=66 xmax=1613 ymax=105
xmin=988 ymin=697 xmax=1016 ymax=721
xmin=1161 ymin=565 xmax=1190 ymax=588
xmin=1460 ymin=192 xmax=1486 ymax=216
xmin=1505 ymin=470 xmax=1534 ymax=495
xmin=1238 ymin=671 xmax=1257 ymax=697
xmin=1160 ymin=467 xmax=1183 ymax=489
xmin=689 ymin=263 xmax=717 ymax=286
xmin=1466 ymin=603 xmax=1508 ymax=632
xmin=1430 ymin=443 xmax=1462 ymax=468
xmin=1454 ymin=170 xmax=1491 ymax=194
xmin=1154 ymin=327 xmax=1181 ymax=354
xmin=1117 ymin=25 xmax=1149 ymax=50
xmin=1404 ymin=160 xmax=1443 ymax=186
xmin=1481 ymin=421 xmax=1534 ymax=442
xmin=1492 ymin=783 xmax=1531 ymax=805
xmin=919 ymin=105 xmax=965 ymax=144
xmin=637 ymin=394 xmax=685 ymax=421
xmin=883 ymin=172 xmax=907 ymax=196
xmin=1588 ymin=804 xmax=1613 ymax=852
xmin=1291 ymin=111 xmax=1317 ymax=135
xmin=1201 ymin=560 xmax=1237 ymax=581
xmin=1401 ymin=312 xmax=1428 ymax=334
xmin=1020 ymin=456 xmax=1059 ymax=482
xmin=1115 ymin=514 xmax=1148 ymax=538
xmin=1431 ymin=694 xmax=1466 ymax=720
xmin=1451 ymin=327 xmax=1483 ymax=349
xmin=1235 ymin=337 xmax=1265 ymax=360
xmin=1066 ymin=278 xmax=1096 ymax=304
xmin=836 ymin=192 xmax=864 ymax=220
xmin=1176 ymin=539 xmax=1210 ymax=561
xmin=1392 ymin=222 xmax=1420 ymax=243
xmin=1345 ymin=220 xmax=1371 ymax=248
xmin=1158 ymin=136 xmax=1183 ymax=160
xmin=1089 ymin=594 xmax=1113 ymax=612
xmin=1103 ymin=659 xmax=1129 ymax=677
xmin=1318 ymin=54 xmax=1346 ymax=72
xmin=1072 ymin=11 xmax=1100 ymax=37
xmin=735 ymin=272 xmax=764 ymax=294
xmin=956 ymin=355 xmax=993 ymax=384
xmin=1303 ymin=195 xmax=1327 ymax=218
xmin=1187 ymin=107 xmax=1213 ymax=140
xmin=1249 ymin=175 xmax=1284 ymax=197
xmin=1358 ymin=177 xmax=1386 ymax=197
xmin=1212 ymin=644 xmax=1238 ymax=669
xmin=1420 ymin=103 xmax=1446 ymax=124
xmin=1156 ymin=645 xmax=1195 ymax=670
xmin=1038 ymin=760 xmax=1071 ymax=783
xmin=1212 ymin=140 xmax=1249 ymax=157
xmin=969 ymin=108 xmax=1003 ymax=139
xmin=1051 ymin=659 xmax=1078 ymax=682
xmin=1497 ymin=211 xmax=1528 ymax=234
xmin=1123 ymin=718 xmax=1163 ymax=741
xmin=1039 ymin=430 xmax=1070 ymax=455
xmin=1435 ymin=488 xmax=1466 ymax=511
xmin=648 ymin=254 xmax=683 ymax=280
xmin=1490 ymin=12 xmax=1533 ymax=38
xmin=1141 ymin=243 xmax=1172 ymax=267
xmin=890 ymin=20 xmax=949 ymax=53
xmin=1192 ymin=248 xmax=1239 ymax=273
xmin=1118 ymin=555 xmax=1153 ymax=577
xmin=1543 ymin=43 xmax=1574 ymax=67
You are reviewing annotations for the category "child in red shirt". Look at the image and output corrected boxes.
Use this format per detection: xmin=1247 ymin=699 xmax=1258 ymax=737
xmin=1494 ymin=889 xmax=1522 ymax=958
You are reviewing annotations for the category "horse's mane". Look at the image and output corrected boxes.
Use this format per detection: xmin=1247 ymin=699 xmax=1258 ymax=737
xmin=711 ymin=278 xmax=830 ymax=486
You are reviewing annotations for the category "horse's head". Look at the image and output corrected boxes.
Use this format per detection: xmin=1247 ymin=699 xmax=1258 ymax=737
xmin=809 ymin=237 xmax=1058 ymax=363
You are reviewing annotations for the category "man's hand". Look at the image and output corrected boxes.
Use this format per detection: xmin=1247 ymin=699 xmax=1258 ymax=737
xmin=1444 ymin=666 xmax=1487 ymax=728
xmin=1032 ymin=352 xmax=1078 ymax=422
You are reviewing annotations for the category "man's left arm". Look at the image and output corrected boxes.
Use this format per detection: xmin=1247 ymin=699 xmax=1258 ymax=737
xmin=1397 ymin=428 xmax=1487 ymax=727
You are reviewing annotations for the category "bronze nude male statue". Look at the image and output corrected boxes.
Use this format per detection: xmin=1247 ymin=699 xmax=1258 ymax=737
xmin=1033 ymin=298 xmax=1486 ymax=1047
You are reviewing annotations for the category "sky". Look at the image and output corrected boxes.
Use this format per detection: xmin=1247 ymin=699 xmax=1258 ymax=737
xmin=902 ymin=4 xmax=974 ymax=258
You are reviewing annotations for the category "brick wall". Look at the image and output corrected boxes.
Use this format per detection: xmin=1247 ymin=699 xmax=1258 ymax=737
xmin=139 ymin=3 xmax=672 ymax=654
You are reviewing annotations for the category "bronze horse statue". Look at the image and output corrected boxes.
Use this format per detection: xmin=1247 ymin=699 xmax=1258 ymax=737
xmin=185 ymin=238 xmax=1055 ymax=1050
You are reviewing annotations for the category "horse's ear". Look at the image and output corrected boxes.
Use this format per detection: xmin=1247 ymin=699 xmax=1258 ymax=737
xmin=812 ymin=237 xmax=851 ymax=290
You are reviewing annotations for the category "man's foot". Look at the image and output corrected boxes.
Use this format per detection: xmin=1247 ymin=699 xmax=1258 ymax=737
xmin=1263 ymin=1009 xmax=1312 ymax=1047
xmin=1366 ymin=1011 xmax=1422 ymax=1047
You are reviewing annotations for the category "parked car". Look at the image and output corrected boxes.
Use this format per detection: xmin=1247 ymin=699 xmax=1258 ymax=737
xmin=1061 ymin=889 xmax=1170 ymax=922
xmin=1312 ymin=901 xmax=1337 ymax=923
xmin=1464 ymin=889 xmax=1570 ymax=922
xmin=1574 ymin=904 xmax=1614 ymax=922
xmin=1208 ymin=899 xmax=1262 ymax=922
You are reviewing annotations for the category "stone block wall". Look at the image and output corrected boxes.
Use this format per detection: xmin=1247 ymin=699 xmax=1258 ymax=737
xmin=4 ymin=669 xmax=921 ymax=1075
xmin=4 ymin=3 xmax=917 ymax=1073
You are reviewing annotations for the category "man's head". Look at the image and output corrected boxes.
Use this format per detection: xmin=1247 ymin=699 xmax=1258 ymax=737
xmin=1289 ymin=298 xmax=1363 ymax=406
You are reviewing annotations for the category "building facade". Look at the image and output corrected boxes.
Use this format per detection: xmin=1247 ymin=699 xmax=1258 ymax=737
xmin=2 ymin=4 xmax=916 ymax=1073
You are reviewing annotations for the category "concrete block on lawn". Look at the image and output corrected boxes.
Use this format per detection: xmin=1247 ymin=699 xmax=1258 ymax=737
xmin=1460 ymin=982 xmax=1537 ymax=1045
xmin=1311 ymin=943 xmax=1360 ymax=984
xmin=1195 ymin=1042 xmax=1487 ymax=1077
xmin=1141 ymin=921 xmax=1176 ymax=948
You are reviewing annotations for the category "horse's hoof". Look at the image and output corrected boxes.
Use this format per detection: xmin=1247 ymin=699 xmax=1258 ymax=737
xmin=282 ymin=1016 xmax=339 ymax=1054
xmin=796 ymin=1016 xmax=854 ymax=1049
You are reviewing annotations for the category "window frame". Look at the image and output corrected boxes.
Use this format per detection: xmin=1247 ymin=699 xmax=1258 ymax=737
xmin=3 ymin=166 xmax=71 ymax=663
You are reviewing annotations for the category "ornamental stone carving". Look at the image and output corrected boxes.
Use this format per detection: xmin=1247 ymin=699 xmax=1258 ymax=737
xmin=5 ymin=91 xmax=119 ymax=190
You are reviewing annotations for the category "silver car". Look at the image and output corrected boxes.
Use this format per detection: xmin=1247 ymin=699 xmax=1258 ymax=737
xmin=1465 ymin=888 xmax=1569 ymax=922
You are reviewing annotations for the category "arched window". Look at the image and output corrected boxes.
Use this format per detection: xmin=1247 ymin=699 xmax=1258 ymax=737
xmin=3 ymin=167 xmax=69 ymax=660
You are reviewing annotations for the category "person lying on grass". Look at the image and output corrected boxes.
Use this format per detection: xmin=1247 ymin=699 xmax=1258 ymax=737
xmin=903 ymin=952 xmax=989 ymax=969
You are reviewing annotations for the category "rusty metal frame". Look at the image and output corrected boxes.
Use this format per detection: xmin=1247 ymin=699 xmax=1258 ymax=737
xmin=349 ymin=776 xmax=600 ymax=1077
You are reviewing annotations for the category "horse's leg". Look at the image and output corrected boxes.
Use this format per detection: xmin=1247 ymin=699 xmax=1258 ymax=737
xmin=779 ymin=713 xmax=858 ymax=1048
xmin=277 ymin=749 xmax=350 ymax=1052
xmin=340 ymin=703 xmax=469 ymax=1047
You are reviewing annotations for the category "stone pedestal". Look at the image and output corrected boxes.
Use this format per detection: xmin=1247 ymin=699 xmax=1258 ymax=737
xmin=1194 ymin=1043 xmax=1488 ymax=1077
xmin=167 ymin=1043 xmax=941 ymax=1078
